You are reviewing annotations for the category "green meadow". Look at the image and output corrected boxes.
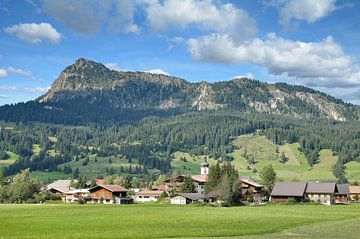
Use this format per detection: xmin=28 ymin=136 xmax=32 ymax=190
xmin=3 ymin=133 xmax=360 ymax=182
xmin=172 ymin=134 xmax=352 ymax=182
xmin=0 ymin=204 xmax=360 ymax=239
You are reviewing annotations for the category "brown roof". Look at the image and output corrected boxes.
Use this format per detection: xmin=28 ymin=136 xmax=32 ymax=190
xmin=349 ymin=186 xmax=360 ymax=194
xmin=191 ymin=174 xmax=208 ymax=182
xmin=156 ymin=184 xmax=168 ymax=191
xmin=89 ymin=184 xmax=128 ymax=193
xmin=136 ymin=190 xmax=164 ymax=196
xmin=271 ymin=182 xmax=307 ymax=197
xmin=306 ymin=182 xmax=337 ymax=194
xmin=240 ymin=176 xmax=263 ymax=188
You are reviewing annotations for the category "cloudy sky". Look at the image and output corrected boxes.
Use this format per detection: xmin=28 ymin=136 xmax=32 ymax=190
xmin=1 ymin=0 xmax=360 ymax=105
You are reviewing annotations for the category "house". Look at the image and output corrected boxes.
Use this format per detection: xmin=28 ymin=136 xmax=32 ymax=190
xmin=191 ymin=174 xmax=208 ymax=194
xmin=164 ymin=175 xmax=187 ymax=193
xmin=335 ymin=184 xmax=350 ymax=203
xmin=191 ymin=161 xmax=209 ymax=194
xmin=240 ymin=176 xmax=263 ymax=202
xmin=170 ymin=193 xmax=205 ymax=205
xmin=165 ymin=161 xmax=210 ymax=194
xmin=63 ymin=189 xmax=90 ymax=203
xmin=46 ymin=180 xmax=73 ymax=201
xmin=88 ymin=185 xmax=133 ymax=204
xmin=206 ymin=190 xmax=220 ymax=203
xmin=349 ymin=186 xmax=360 ymax=202
xmin=270 ymin=182 xmax=307 ymax=202
xmin=134 ymin=189 xmax=164 ymax=202
xmin=305 ymin=182 xmax=338 ymax=205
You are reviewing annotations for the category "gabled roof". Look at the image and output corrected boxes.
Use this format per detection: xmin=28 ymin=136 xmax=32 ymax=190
xmin=47 ymin=180 xmax=73 ymax=193
xmin=336 ymin=184 xmax=349 ymax=195
xmin=349 ymin=186 xmax=360 ymax=194
xmin=306 ymin=182 xmax=337 ymax=194
xmin=89 ymin=184 xmax=128 ymax=193
xmin=240 ymin=176 xmax=263 ymax=188
xmin=191 ymin=174 xmax=208 ymax=183
xmin=173 ymin=193 xmax=205 ymax=201
xmin=271 ymin=182 xmax=307 ymax=197
xmin=136 ymin=190 xmax=164 ymax=196
xmin=206 ymin=191 xmax=218 ymax=198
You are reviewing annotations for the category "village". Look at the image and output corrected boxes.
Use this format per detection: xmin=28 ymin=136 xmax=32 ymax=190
xmin=46 ymin=161 xmax=360 ymax=206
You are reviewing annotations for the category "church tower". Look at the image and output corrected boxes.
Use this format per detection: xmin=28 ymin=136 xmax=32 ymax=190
xmin=200 ymin=161 xmax=209 ymax=175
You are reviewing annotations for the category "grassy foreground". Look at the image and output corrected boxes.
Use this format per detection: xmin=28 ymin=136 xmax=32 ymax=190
xmin=1 ymin=204 xmax=360 ymax=239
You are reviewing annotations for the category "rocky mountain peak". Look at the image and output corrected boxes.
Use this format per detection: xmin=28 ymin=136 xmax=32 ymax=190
xmin=65 ymin=58 xmax=108 ymax=73
xmin=34 ymin=58 xmax=360 ymax=121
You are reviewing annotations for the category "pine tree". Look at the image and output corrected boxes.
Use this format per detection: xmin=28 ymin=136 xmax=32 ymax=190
xmin=280 ymin=152 xmax=288 ymax=164
xmin=180 ymin=176 xmax=195 ymax=193
xmin=259 ymin=164 xmax=276 ymax=196
xmin=205 ymin=162 xmax=221 ymax=194
xmin=73 ymin=167 xmax=80 ymax=179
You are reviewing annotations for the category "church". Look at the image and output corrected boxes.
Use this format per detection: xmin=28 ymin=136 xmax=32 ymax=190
xmin=164 ymin=161 xmax=209 ymax=194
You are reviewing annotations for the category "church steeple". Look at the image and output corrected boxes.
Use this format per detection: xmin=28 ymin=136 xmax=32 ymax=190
xmin=200 ymin=159 xmax=209 ymax=175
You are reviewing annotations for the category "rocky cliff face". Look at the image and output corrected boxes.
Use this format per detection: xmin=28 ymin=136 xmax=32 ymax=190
xmin=36 ymin=58 xmax=359 ymax=121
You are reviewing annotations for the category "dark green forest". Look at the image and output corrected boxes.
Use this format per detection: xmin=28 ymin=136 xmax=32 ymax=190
xmin=1 ymin=111 xmax=359 ymax=182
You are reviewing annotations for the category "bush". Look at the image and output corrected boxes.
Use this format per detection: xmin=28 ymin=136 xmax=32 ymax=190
xmin=0 ymin=150 xmax=9 ymax=160
xmin=286 ymin=198 xmax=298 ymax=205
xmin=78 ymin=197 xmax=85 ymax=204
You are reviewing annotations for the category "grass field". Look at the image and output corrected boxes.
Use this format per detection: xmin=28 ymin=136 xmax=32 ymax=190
xmin=171 ymin=151 xmax=217 ymax=174
xmin=30 ymin=171 xmax=71 ymax=182
xmin=168 ymin=134 xmax=360 ymax=182
xmin=0 ymin=151 xmax=18 ymax=166
xmin=345 ymin=161 xmax=360 ymax=182
xmin=227 ymin=134 xmax=346 ymax=182
xmin=0 ymin=204 xmax=360 ymax=239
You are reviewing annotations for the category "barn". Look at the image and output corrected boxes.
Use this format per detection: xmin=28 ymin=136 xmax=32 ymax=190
xmin=170 ymin=193 xmax=205 ymax=205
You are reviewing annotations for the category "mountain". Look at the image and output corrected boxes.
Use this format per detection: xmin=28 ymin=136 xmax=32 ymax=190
xmin=1 ymin=58 xmax=359 ymax=124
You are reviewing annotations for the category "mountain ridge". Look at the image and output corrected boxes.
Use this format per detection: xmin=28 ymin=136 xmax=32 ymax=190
xmin=1 ymin=58 xmax=359 ymax=124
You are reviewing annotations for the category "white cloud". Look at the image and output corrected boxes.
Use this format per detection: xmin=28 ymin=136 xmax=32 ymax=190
xmin=42 ymin=0 xmax=139 ymax=34
xmin=7 ymin=67 xmax=32 ymax=76
xmin=23 ymin=86 xmax=50 ymax=93
xmin=0 ymin=69 xmax=7 ymax=78
xmin=275 ymin=0 xmax=338 ymax=27
xmin=4 ymin=22 xmax=61 ymax=44
xmin=188 ymin=33 xmax=360 ymax=88
xmin=0 ymin=86 xmax=17 ymax=90
xmin=316 ymin=87 xmax=360 ymax=105
xmin=104 ymin=63 xmax=129 ymax=72
xmin=0 ymin=85 xmax=49 ymax=93
xmin=145 ymin=69 xmax=170 ymax=75
xmin=233 ymin=73 xmax=254 ymax=80
xmin=0 ymin=95 xmax=9 ymax=99
xmin=145 ymin=0 xmax=257 ymax=43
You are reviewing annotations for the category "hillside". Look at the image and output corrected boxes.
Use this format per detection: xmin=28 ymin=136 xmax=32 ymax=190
xmin=1 ymin=59 xmax=360 ymax=183
xmin=171 ymin=133 xmax=359 ymax=182
xmin=0 ymin=58 xmax=359 ymax=124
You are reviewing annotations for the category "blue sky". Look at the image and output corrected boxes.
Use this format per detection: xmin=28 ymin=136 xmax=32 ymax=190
xmin=1 ymin=0 xmax=360 ymax=105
